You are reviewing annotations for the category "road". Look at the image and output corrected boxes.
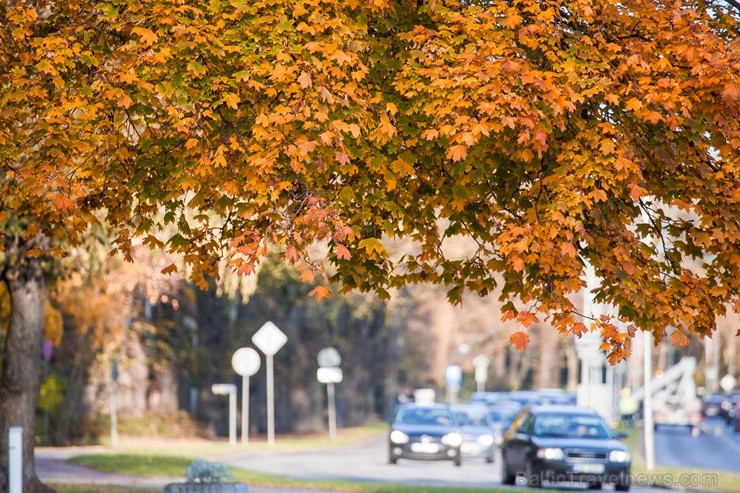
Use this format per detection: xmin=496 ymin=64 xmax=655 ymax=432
xmin=654 ymin=418 xmax=740 ymax=473
xmin=36 ymin=427 xmax=733 ymax=492
xmin=220 ymin=434 xmax=681 ymax=492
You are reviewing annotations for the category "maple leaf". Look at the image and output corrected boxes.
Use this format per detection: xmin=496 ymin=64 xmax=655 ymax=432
xmin=298 ymin=71 xmax=312 ymax=88
xmin=309 ymin=285 xmax=332 ymax=301
xmin=446 ymin=145 xmax=467 ymax=162
xmin=131 ymin=27 xmax=158 ymax=46
xmin=509 ymin=331 xmax=530 ymax=350
xmin=334 ymin=244 xmax=352 ymax=260
xmin=160 ymin=263 xmax=178 ymax=275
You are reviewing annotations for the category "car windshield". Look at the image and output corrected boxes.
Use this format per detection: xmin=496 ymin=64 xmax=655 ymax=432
xmin=489 ymin=408 xmax=518 ymax=423
xmin=453 ymin=408 xmax=489 ymax=426
xmin=396 ymin=407 xmax=454 ymax=426
xmin=533 ymin=414 xmax=612 ymax=439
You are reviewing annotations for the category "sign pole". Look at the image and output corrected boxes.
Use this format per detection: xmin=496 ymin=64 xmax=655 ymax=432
xmin=242 ymin=375 xmax=249 ymax=444
xmin=327 ymin=382 xmax=337 ymax=440
xmin=231 ymin=347 xmax=261 ymax=445
xmin=8 ymin=427 xmax=22 ymax=493
xmin=266 ymin=353 xmax=275 ymax=448
xmin=251 ymin=322 xmax=287 ymax=449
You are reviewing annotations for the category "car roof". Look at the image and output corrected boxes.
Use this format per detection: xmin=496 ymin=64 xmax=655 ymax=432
xmin=527 ymin=404 xmax=600 ymax=416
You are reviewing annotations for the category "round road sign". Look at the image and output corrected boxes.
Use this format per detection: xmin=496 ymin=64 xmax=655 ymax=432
xmin=232 ymin=347 xmax=261 ymax=376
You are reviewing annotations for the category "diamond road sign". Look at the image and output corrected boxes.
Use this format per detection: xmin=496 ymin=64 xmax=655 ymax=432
xmin=252 ymin=321 xmax=288 ymax=356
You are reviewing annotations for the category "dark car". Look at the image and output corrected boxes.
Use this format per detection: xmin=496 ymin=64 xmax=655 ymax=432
xmin=701 ymin=393 xmax=726 ymax=418
xmin=501 ymin=406 xmax=631 ymax=491
xmin=488 ymin=402 xmax=522 ymax=444
xmin=451 ymin=404 xmax=496 ymax=463
xmin=388 ymin=403 xmax=463 ymax=466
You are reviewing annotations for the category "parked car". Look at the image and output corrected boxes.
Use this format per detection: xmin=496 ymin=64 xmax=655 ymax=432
xmin=701 ymin=393 xmax=726 ymax=418
xmin=451 ymin=404 xmax=496 ymax=463
xmin=488 ymin=403 xmax=522 ymax=444
xmin=501 ymin=405 xmax=631 ymax=491
xmin=536 ymin=388 xmax=577 ymax=406
xmin=469 ymin=391 xmax=510 ymax=406
xmin=388 ymin=403 xmax=463 ymax=466
xmin=720 ymin=391 xmax=740 ymax=424
xmin=732 ymin=398 xmax=740 ymax=433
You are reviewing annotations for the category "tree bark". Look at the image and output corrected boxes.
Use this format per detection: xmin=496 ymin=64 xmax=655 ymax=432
xmin=0 ymin=233 xmax=50 ymax=493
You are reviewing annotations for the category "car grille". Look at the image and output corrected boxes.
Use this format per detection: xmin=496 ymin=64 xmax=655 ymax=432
xmin=565 ymin=449 xmax=608 ymax=461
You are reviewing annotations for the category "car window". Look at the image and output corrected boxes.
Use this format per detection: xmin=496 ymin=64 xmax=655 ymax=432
xmin=454 ymin=409 xmax=489 ymax=426
xmin=396 ymin=407 xmax=454 ymax=425
xmin=533 ymin=414 xmax=611 ymax=439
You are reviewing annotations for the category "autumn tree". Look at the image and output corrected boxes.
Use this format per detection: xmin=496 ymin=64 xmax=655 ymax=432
xmin=2 ymin=0 xmax=740 ymax=489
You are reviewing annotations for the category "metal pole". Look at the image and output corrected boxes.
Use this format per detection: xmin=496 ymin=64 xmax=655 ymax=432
xmin=267 ymin=354 xmax=275 ymax=448
xmin=8 ymin=427 xmax=22 ymax=493
xmin=327 ymin=382 xmax=337 ymax=440
xmin=111 ymin=360 xmax=118 ymax=449
xmin=644 ymin=330 xmax=655 ymax=470
xmin=229 ymin=390 xmax=237 ymax=446
xmin=241 ymin=375 xmax=250 ymax=444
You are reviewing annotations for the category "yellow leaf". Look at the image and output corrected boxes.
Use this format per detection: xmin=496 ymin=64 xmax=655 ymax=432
xmin=185 ymin=138 xmax=199 ymax=149
xmin=625 ymin=98 xmax=642 ymax=111
xmin=509 ymin=331 xmax=530 ymax=350
xmin=561 ymin=242 xmax=577 ymax=258
xmin=422 ymin=129 xmax=439 ymax=140
xmin=223 ymin=93 xmax=240 ymax=109
xmin=286 ymin=244 xmax=301 ymax=262
xmin=52 ymin=195 xmax=75 ymax=212
xmin=629 ymin=183 xmax=647 ymax=201
xmin=131 ymin=27 xmax=158 ymax=47
xmin=298 ymin=71 xmax=312 ymax=88
xmin=309 ymin=285 xmax=332 ymax=301
xmin=334 ymin=244 xmax=352 ymax=260
xmin=446 ymin=144 xmax=467 ymax=162
xmin=161 ymin=263 xmax=178 ymax=275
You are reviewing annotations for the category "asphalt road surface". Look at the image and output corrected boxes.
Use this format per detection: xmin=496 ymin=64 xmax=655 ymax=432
xmin=654 ymin=418 xmax=740 ymax=473
xmin=36 ymin=428 xmax=731 ymax=493
xmin=220 ymin=433 xmax=681 ymax=492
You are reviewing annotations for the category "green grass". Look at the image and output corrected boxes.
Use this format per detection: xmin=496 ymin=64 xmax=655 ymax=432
xmin=623 ymin=426 xmax=740 ymax=492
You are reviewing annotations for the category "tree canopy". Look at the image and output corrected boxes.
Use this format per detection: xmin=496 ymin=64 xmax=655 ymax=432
xmin=2 ymin=0 xmax=740 ymax=362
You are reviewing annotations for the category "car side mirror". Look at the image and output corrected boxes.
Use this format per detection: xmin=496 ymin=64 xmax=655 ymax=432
xmin=615 ymin=431 xmax=628 ymax=439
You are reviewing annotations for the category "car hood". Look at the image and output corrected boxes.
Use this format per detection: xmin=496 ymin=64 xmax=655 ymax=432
xmin=532 ymin=436 xmax=628 ymax=451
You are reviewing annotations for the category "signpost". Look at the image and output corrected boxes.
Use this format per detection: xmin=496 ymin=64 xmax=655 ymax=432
xmin=111 ymin=358 xmax=118 ymax=449
xmin=473 ymin=355 xmax=490 ymax=392
xmin=231 ymin=347 xmax=261 ymax=444
xmin=445 ymin=364 xmax=462 ymax=404
xmin=212 ymin=383 xmax=238 ymax=445
xmin=252 ymin=321 xmax=288 ymax=448
xmin=317 ymin=347 xmax=342 ymax=440
xmin=8 ymin=427 xmax=22 ymax=493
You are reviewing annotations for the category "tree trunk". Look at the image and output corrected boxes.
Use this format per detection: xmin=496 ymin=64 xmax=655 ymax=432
xmin=0 ymin=233 xmax=50 ymax=493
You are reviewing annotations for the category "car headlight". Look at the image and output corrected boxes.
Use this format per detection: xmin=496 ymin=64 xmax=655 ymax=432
xmin=441 ymin=432 xmax=463 ymax=447
xmin=390 ymin=430 xmax=409 ymax=444
xmin=477 ymin=434 xmax=495 ymax=447
xmin=610 ymin=450 xmax=631 ymax=462
xmin=536 ymin=447 xmax=565 ymax=460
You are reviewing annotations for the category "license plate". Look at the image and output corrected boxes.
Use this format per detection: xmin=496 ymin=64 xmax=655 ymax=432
xmin=411 ymin=442 xmax=440 ymax=454
xmin=461 ymin=443 xmax=479 ymax=454
xmin=572 ymin=463 xmax=605 ymax=474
